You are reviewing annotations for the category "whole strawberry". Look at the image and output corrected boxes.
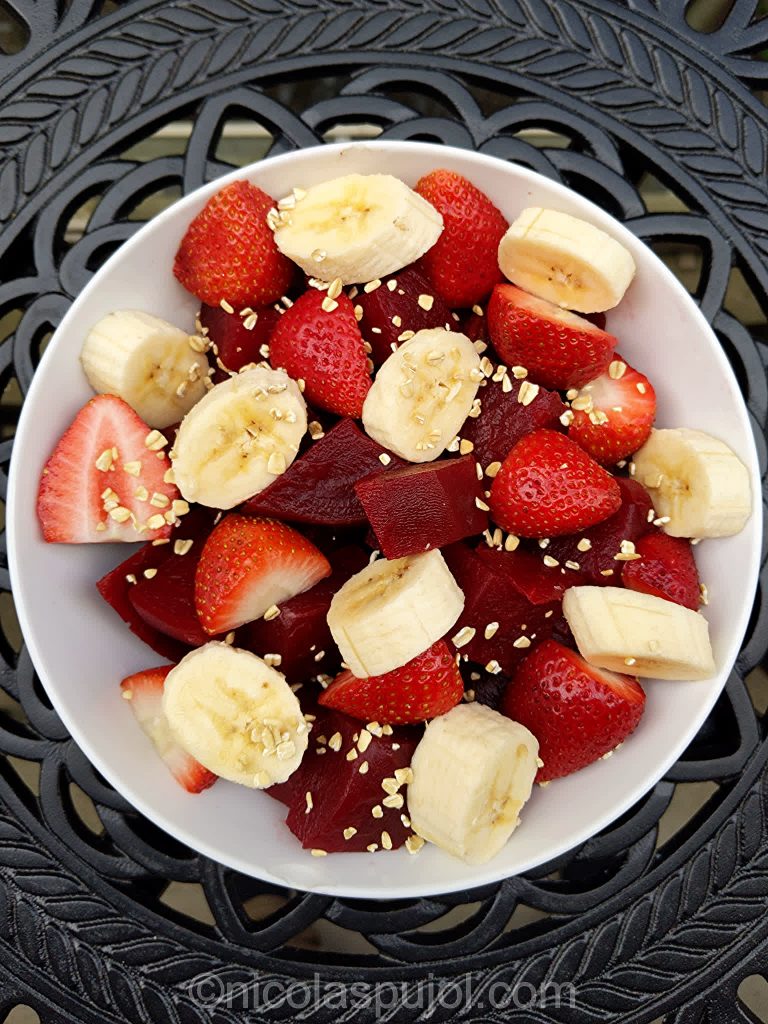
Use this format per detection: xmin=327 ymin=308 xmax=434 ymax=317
xmin=269 ymin=288 xmax=371 ymax=417
xmin=415 ymin=170 xmax=508 ymax=307
xmin=503 ymin=639 xmax=645 ymax=781
xmin=174 ymin=180 xmax=294 ymax=309
xmin=489 ymin=428 xmax=621 ymax=537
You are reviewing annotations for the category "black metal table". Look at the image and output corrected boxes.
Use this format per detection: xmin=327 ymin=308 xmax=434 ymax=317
xmin=1 ymin=1 xmax=767 ymax=1021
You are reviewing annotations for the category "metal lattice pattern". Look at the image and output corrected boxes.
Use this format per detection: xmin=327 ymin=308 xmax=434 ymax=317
xmin=0 ymin=1 xmax=767 ymax=1021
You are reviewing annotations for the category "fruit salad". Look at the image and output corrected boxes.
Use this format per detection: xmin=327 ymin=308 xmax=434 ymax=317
xmin=35 ymin=166 xmax=753 ymax=865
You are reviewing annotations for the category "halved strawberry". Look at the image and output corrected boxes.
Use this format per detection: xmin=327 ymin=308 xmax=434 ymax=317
xmin=174 ymin=180 xmax=294 ymax=309
xmin=414 ymin=170 xmax=508 ymax=307
xmin=37 ymin=394 xmax=179 ymax=543
xmin=487 ymin=284 xmax=617 ymax=390
xmin=622 ymin=531 xmax=701 ymax=610
xmin=319 ymin=641 xmax=463 ymax=724
xmin=355 ymin=265 xmax=454 ymax=365
xmin=194 ymin=514 xmax=331 ymax=634
xmin=489 ymin=429 xmax=622 ymax=537
xmin=121 ymin=666 xmax=217 ymax=794
xmin=503 ymin=640 xmax=645 ymax=781
xmin=568 ymin=356 xmax=656 ymax=465
xmin=269 ymin=289 xmax=371 ymax=417
xmin=199 ymin=303 xmax=282 ymax=383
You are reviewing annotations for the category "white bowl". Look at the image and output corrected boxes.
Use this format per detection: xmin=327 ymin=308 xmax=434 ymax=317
xmin=7 ymin=141 xmax=761 ymax=898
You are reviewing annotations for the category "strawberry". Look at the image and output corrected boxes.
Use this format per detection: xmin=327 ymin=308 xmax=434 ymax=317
xmin=355 ymin=265 xmax=454 ymax=365
xmin=414 ymin=169 xmax=508 ymax=307
xmin=489 ymin=429 xmax=622 ymax=537
xmin=568 ymin=356 xmax=656 ymax=464
xmin=487 ymin=284 xmax=617 ymax=390
xmin=318 ymin=640 xmax=463 ymax=724
xmin=174 ymin=180 xmax=294 ymax=309
xmin=194 ymin=514 xmax=331 ymax=634
xmin=622 ymin=531 xmax=701 ymax=610
xmin=503 ymin=640 xmax=645 ymax=781
xmin=268 ymin=289 xmax=371 ymax=417
xmin=121 ymin=666 xmax=217 ymax=794
xmin=199 ymin=302 xmax=282 ymax=383
xmin=37 ymin=394 xmax=179 ymax=544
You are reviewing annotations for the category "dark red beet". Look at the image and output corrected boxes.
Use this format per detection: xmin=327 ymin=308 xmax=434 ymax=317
xmin=459 ymin=309 xmax=489 ymax=346
xmin=466 ymin=665 xmax=512 ymax=712
xmin=354 ymin=456 xmax=488 ymax=559
xmin=443 ymin=544 xmax=560 ymax=674
xmin=547 ymin=477 xmax=653 ymax=585
xmin=199 ymin=303 xmax=281 ymax=383
xmin=244 ymin=419 xmax=405 ymax=526
xmin=355 ymin=266 xmax=454 ymax=365
xmin=476 ymin=546 xmax=587 ymax=604
xmin=461 ymin=377 xmax=564 ymax=469
xmin=129 ymin=547 xmax=210 ymax=647
xmin=268 ymin=707 xmax=420 ymax=852
xmin=237 ymin=545 xmax=369 ymax=681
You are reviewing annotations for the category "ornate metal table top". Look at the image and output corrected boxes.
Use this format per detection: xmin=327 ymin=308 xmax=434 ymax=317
xmin=1 ymin=1 xmax=767 ymax=1021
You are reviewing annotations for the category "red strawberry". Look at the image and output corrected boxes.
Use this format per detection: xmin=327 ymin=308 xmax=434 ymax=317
xmin=622 ymin=531 xmax=701 ymax=610
xmin=355 ymin=266 xmax=454 ymax=365
xmin=268 ymin=289 xmax=371 ymax=417
xmin=121 ymin=667 xmax=217 ymax=793
xmin=319 ymin=641 xmax=463 ymax=724
xmin=487 ymin=284 xmax=617 ymax=390
xmin=37 ymin=394 xmax=179 ymax=543
xmin=194 ymin=515 xmax=331 ymax=634
xmin=414 ymin=170 xmax=508 ymax=307
xmin=489 ymin=429 xmax=622 ymax=537
xmin=503 ymin=640 xmax=645 ymax=780
xmin=173 ymin=180 xmax=293 ymax=308
xmin=568 ymin=356 xmax=656 ymax=465
xmin=199 ymin=303 xmax=281 ymax=383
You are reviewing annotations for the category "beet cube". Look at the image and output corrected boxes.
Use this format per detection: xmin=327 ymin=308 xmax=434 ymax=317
xmin=268 ymin=707 xmax=420 ymax=852
xmin=354 ymin=456 xmax=488 ymax=559
xmin=461 ymin=376 xmax=564 ymax=469
xmin=244 ymin=418 xmax=404 ymax=526
xmin=199 ymin=303 xmax=281 ymax=383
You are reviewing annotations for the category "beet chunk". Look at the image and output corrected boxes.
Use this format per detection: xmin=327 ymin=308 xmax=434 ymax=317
xmin=461 ymin=376 xmax=564 ymax=469
xmin=354 ymin=456 xmax=488 ymax=558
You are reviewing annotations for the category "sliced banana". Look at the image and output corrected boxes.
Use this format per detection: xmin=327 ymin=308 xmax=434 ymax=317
xmin=171 ymin=366 xmax=306 ymax=509
xmin=272 ymin=173 xmax=443 ymax=284
xmin=498 ymin=207 xmax=636 ymax=313
xmin=408 ymin=703 xmax=539 ymax=865
xmin=563 ymin=586 xmax=715 ymax=680
xmin=162 ymin=642 xmax=308 ymax=787
xmin=81 ymin=309 xmax=209 ymax=429
xmin=327 ymin=549 xmax=464 ymax=677
xmin=362 ymin=328 xmax=481 ymax=462
xmin=632 ymin=427 xmax=751 ymax=538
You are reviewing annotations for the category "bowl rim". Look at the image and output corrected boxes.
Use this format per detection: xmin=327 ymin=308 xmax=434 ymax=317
xmin=7 ymin=139 xmax=763 ymax=897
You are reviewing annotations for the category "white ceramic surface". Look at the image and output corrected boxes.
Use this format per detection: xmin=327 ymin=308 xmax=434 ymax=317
xmin=7 ymin=141 xmax=762 ymax=898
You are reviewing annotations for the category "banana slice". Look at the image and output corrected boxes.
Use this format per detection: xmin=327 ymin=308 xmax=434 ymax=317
xmin=162 ymin=642 xmax=308 ymax=787
xmin=498 ymin=207 xmax=636 ymax=313
xmin=408 ymin=703 xmax=539 ymax=865
xmin=562 ymin=586 xmax=715 ymax=680
xmin=272 ymin=173 xmax=443 ymax=284
xmin=171 ymin=366 xmax=306 ymax=509
xmin=632 ymin=427 xmax=751 ymax=538
xmin=362 ymin=328 xmax=481 ymax=462
xmin=327 ymin=549 xmax=464 ymax=677
xmin=81 ymin=310 xmax=210 ymax=429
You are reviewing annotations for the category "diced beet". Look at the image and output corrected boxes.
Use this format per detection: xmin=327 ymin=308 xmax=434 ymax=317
xmin=199 ymin=303 xmax=281 ymax=383
xmin=442 ymin=544 xmax=559 ymax=674
xmin=97 ymin=508 xmax=216 ymax=657
xmin=476 ymin=545 xmax=587 ymax=603
xmin=461 ymin=377 xmax=564 ymax=469
xmin=129 ymin=547 xmax=210 ymax=647
xmin=354 ymin=456 xmax=488 ymax=559
xmin=466 ymin=666 xmax=511 ymax=712
xmin=355 ymin=266 xmax=454 ymax=365
xmin=237 ymin=544 xmax=369 ymax=681
xmin=459 ymin=309 xmax=488 ymax=346
xmin=268 ymin=707 xmax=420 ymax=852
xmin=244 ymin=419 xmax=405 ymax=526
xmin=547 ymin=477 xmax=653 ymax=584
